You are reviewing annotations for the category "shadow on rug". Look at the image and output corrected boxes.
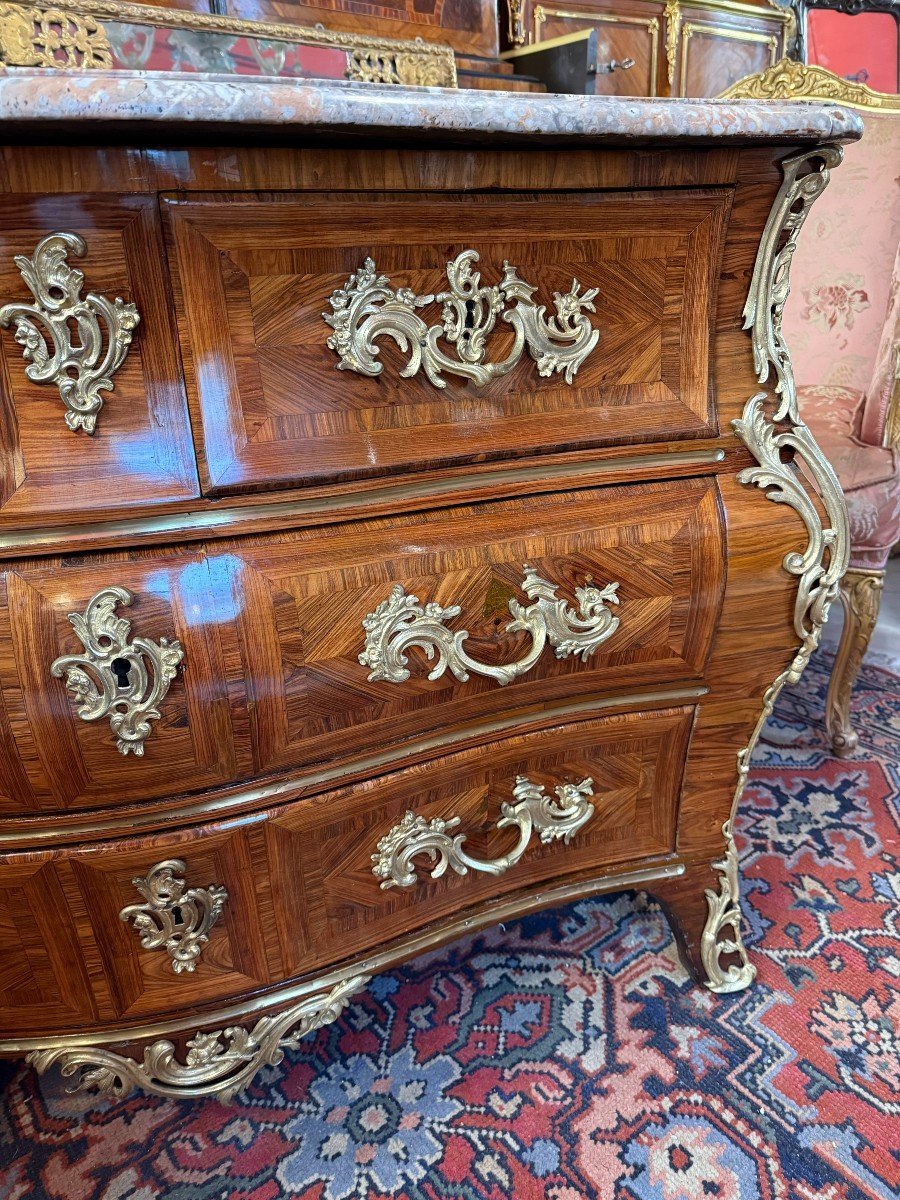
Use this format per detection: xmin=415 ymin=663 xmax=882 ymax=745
xmin=2 ymin=650 xmax=898 ymax=1200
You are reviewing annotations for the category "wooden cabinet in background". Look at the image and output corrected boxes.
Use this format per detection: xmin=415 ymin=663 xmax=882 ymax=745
xmin=505 ymin=0 xmax=792 ymax=95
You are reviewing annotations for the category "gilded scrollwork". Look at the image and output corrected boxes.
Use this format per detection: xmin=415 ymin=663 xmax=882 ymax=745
xmin=0 ymin=232 xmax=139 ymax=433
xmin=119 ymin=860 xmax=228 ymax=974
xmin=50 ymin=586 xmax=185 ymax=756
xmin=27 ymin=975 xmax=369 ymax=1101
xmin=359 ymin=564 xmax=620 ymax=686
xmin=324 ymin=250 xmax=600 ymax=389
xmin=0 ymin=2 xmax=112 ymax=67
xmin=664 ymin=0 xmax=680 ymax=86
xmin=708 ymin=145 xmax=851 ymax=993
xmin=741 ymin=146 xmax=844 ymax=424
xmin=720 ymin=57 xmax=900 ymax=111
xmin=373 ymin=776 xmax=596 ymax=889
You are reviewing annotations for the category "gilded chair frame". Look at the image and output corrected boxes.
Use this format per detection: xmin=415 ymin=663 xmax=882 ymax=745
xmin=723 ymin=58 xmax=900 ymax=755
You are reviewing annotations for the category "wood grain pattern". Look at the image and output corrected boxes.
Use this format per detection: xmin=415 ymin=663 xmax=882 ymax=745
xmin=0 ymin=705 xmax=691 ymax=1034
xmin=518 ymin=0 xmax=787 ymax=98
xmin=164 ymin=190 xmax=727 ymax=494
xmin=0 ymin=476 xmax=724 ymax=815
xmin=0 ymin=196 xmax=198 ymax=527
xmin=0 ymin=133 xmax=833 ymax=1056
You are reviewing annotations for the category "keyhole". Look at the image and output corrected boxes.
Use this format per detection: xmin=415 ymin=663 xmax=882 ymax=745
xmin=111 ymin=657 xmax=132 ymax=690
xmin=461 ymin=298 xmax=476 ymax=342
xmin=171 ymin=905 xmax=184 ymax=926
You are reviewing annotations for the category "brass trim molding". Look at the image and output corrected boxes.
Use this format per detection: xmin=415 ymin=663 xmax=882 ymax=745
xmin=664 ymin=0 xmax=680 ymax=86
xmin=679 ymin=21 xmax=778 ymax=96
xmin=0 ymin=447 xmax=727 ymax=556
xmin=13 ymin=858 xmax=686 ymax=1092
xmin=0 ymin=232 xmax=139 ymax=434
xmin=719 ymin=57 xmax=900 ymax=110
xmin=0 ymin=686 xmax=708 ymax=848
xmin=373 ymin=775 xmax=596 ymax=888
xmin=709 ymin=145 xmax=851 ymax=993
xmin=49 ymin=586 xmax=185 ymax=756
xmin=360 ymin=565 xmax=620 ymax=686
xmin=325 ymin=251 xmax=600 ymax=388
xmin=0 ymin=0 xmax=457 ymax=85
xmin=27 ymin=975 xmax=369 ymax=1101
xmin=119 ymin=860 xmax=228 ymax=975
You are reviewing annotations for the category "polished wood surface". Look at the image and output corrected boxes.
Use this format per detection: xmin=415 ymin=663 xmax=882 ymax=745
xmin=516 ymin=0 xmax=788 ymax=97
xmin=0 ymin=133 xmax=824 ymax=1061
xmin=0 ymin=477 xmax=723 ymax=814
xmin=0 ymin=196 xmax=198 ymax=527
xmin=0 ymin=706 xmax=691 ymax=1033
xmin=164 ymin=189 xmax=725 ymax=494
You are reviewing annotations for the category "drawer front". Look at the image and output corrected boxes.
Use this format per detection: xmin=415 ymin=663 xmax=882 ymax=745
xmin=0 ymin=196 xmax=198 ymax=526
xmin=233 ymin=478 xmax=722 ymax=779
xmin=0 ymin=551 xmax=242 ymax=814
xmin=0 ymin=705 xmax=692 ymax=1033
xmin=164 ymin=189 xmax=727 ymax=495
xmin=0 ymin=477 xmax=723 ymax=815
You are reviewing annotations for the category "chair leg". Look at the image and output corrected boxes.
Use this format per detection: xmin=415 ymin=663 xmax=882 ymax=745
xmin=825 ymin=568 xmax=884 ymax=757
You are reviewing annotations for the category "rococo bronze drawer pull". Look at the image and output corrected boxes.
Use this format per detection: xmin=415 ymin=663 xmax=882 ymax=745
xmin=372 ymin=775 xmax=596 ymax=889
xmin=324 ymin=249 xmax=599 ymax=387
xmin=0 ymin=232 xmax=139 ymax=434
xmin=49 ymin=586 xmax=184 ymax=756
xmin=360 ymin=563 xmax=620 ymax=685
xmin=119 ymin=859 xmax=228 ymax=975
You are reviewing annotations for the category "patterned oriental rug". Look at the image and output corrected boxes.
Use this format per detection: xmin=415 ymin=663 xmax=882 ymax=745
xmin=2 ymin=650 xmax=899 ymax=1200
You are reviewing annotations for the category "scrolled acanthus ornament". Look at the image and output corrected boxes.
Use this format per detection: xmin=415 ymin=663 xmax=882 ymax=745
xmin=119 ymin=860 xmax=228 ymax=975
xmin=50 ymin=586 xmax=185 ymax=756
xmin=27 ymin=975 xmax=369 ymax=1101
xmin=0 ymin=232 xmax=139 ymax=433
xmin=359 ymin=564 xmax=620 ymax=687
xmin=324 ymin=250 xmax=600 ymax=389
xmin=373 ymin=775 xmax=597 ymax=889
xmin=705 ymin=145 xmax=851 ymax=994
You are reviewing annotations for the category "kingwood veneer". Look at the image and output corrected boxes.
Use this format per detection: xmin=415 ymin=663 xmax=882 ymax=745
xmin=0 ymin=74 xmax=860 ymax=1101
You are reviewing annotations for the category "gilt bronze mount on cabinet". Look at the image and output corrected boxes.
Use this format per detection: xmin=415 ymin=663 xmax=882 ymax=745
xmin=325 ymin=251 xmax=601 ymax=388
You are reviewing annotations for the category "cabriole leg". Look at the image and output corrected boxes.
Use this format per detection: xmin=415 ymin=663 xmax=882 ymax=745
xmin=826 ymin=568 xmax=884 ymax=758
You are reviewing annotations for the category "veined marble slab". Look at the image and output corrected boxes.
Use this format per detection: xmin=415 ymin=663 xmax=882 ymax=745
xmin=0 ymin=70 xmax=864 ymax=144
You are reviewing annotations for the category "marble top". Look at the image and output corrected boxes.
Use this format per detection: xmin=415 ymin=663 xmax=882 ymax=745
xmin=0 ymin=70 xmax=864 ymax=145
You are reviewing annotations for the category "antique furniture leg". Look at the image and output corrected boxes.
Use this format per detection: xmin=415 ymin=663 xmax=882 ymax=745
xmin=825 ymin=568 xmax=885 ymax=757
xmin=653 ymin=832 xmax=756 ymax=994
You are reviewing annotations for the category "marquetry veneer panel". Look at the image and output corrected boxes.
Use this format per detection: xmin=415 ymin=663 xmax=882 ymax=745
xmin=0 ymin=704 xmax=691 ymax=1034
xmin=164 ymin=189 xmax=729 ymax=495
xmin=0 ymin=476 xmax=723 ymax=816
xmin=0 ymin=196 xmax=198 ymax=527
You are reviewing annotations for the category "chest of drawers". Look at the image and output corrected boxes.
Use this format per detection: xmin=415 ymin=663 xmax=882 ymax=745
xmin=0 ymin=73 xmax=859 ymax=1102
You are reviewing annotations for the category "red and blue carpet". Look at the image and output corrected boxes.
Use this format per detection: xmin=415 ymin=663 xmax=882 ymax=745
xmin=2 ymin=650 xmax=899 ymax=1200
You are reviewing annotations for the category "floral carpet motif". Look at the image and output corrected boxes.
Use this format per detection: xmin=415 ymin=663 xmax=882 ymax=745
xmin=1 ymin=652 xmax=898 ymax=1200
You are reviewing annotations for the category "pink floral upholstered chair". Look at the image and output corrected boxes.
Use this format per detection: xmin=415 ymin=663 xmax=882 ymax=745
xmin=723 ymin=60 xmax=900 ymax=756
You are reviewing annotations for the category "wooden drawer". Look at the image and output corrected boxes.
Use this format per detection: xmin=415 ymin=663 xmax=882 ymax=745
xmin=0 ymin=549 xmax=242 ymax=815
xmin=531 ymin=5 xmax=663 ymax=97
xmin=163 ymin=189 xmax=728 ymax=496
xmin=0 ymin=704 xmax=692 ymax=1034
xmin=0 ymin=196 xmax=198 ymax=527
xmin=0 ymin=476 xmax=723 ymax=815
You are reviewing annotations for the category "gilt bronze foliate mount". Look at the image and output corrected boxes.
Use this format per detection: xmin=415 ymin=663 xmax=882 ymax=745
xmin=325 ymin=250 xmax=601 ymax=389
